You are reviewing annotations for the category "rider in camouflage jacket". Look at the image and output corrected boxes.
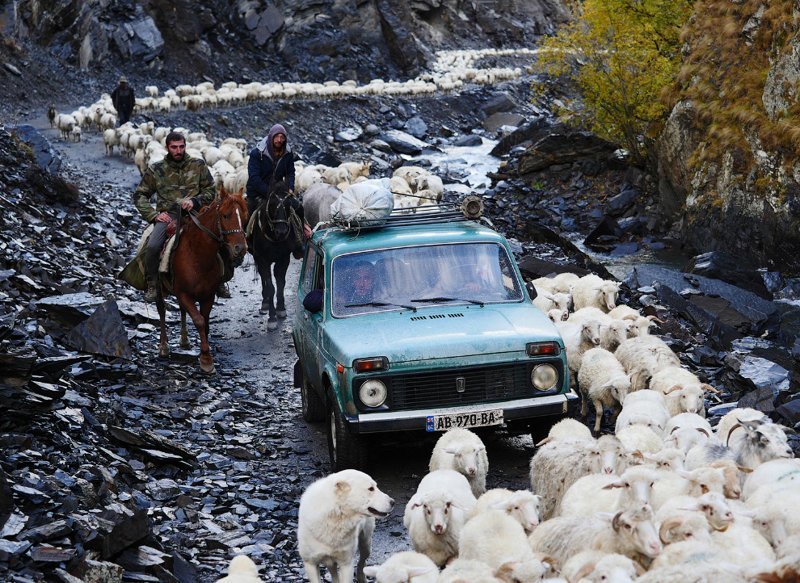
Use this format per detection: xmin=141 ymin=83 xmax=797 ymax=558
xmin=133 ymin=155 xmax=216 ymax=222
xmin=133 ymin=133 xmax=217 ymax=301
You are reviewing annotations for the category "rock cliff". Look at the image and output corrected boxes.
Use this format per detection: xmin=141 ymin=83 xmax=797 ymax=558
xmin=655 ymin=1 xmax=800 ymax=274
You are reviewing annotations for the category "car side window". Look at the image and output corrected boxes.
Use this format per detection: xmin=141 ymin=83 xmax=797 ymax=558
xmin=301 ymin=245 xmax=320 ymax=295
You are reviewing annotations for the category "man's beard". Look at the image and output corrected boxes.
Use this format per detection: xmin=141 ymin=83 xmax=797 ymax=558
xmin=168 ymin=152 xmax=184 ymax=162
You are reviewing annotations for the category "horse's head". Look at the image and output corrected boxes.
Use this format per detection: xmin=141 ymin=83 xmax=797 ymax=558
xmin=218 ymin=188 xmax=248 ymax=265
xmin=264 ymin=181 xmax=292 ymax=242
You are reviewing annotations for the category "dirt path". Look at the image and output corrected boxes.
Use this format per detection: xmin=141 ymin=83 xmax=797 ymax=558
xmin=33 ymin=110 xmax=541 ymax=580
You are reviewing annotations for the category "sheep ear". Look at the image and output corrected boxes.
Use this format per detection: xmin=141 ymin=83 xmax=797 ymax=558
xmin=490 ymin=500 xmax=507 ymax=510
xmin=701 ymin=383 xmax=720 ymax=394
xmin=573 ymin=562 xmax=597 ymax=581
xmin=535 ymin=436 xmax=552 ymax=446
xmin=602 ymin=481 xmax=625 ymax=490
xmin=444 ymin=446 xmax=459 ymax=455
xmin=407 ymin=566 xmax=435 ymax=577
xmin=737 ymin=465 xmax=753 ymax=474
xmin=629 ymin=449 xmax=645 ymax=461
xmin=477 ymin=445 xmax=486 ymax=452
xmin=611 ymin=511 xmax=624 ymax=531
xmin=363 ymin=566 xmax=378 ymax=577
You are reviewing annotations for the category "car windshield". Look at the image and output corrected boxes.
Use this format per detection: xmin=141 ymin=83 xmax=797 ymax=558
xmin=332 ymin=242 xmax=523 ymax=316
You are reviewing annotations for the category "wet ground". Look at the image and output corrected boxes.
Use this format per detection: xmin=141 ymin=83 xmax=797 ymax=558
xmin=25 ymin=103 xmax=547 ymax=581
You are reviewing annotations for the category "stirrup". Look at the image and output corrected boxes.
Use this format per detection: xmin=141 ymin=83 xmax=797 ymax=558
xmin=144 ymin=282 xmax=158 ymax=302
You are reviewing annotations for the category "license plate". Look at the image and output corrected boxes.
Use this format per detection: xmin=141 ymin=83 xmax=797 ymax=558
xmin=425 ymin=409 xmax=504 ymax=432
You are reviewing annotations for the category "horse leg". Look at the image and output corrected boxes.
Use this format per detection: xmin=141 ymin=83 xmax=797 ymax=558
xmin=274 ymin=253 xmax=290 ymax=319
xmin=179 ymin=307 xmax=190 ymax=349
xmin=198 ymin=297 xmax=215 ymax=374
xmin=256 ymin=258 xmax=272 ymax=316
xmin=177 ymin=293 xmax=214 ymax=374
xmin=263 ymin=259 xmax=278 ymax=330
xmin=156 ymin=289 xmax=170 ymax=358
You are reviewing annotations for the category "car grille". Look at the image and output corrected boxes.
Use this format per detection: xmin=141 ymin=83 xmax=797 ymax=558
xmin=384 ymin=363 xmax=544 ymax=411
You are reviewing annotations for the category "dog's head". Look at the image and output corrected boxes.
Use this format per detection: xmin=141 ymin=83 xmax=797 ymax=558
xmin=334 ymin=469 xmax=394 ymax=518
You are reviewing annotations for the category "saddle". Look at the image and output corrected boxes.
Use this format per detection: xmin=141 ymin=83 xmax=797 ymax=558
xmin=118 ymin=219 xmax=181 ymax=291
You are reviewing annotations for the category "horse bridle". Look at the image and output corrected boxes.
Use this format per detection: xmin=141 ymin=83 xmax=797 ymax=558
xmin=260 ymin=189 xmax=291 ymax=242
xmin=188 ymin=200 xmax=244 ymax=244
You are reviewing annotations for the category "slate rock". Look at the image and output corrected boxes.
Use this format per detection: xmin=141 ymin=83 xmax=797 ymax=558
xmin=404 ymin=116 xmax=427 ymax=139
xmin=685 ymin=251 xmax=771 ymax=299
xmin=11 ymin=125 xmax=62 ymax=174
xmin=64 ymin=299 xmax=132 ymax=359
xmin=453 ymin=134 xmax=483 ymax=147
xmin=607 ymin=187 xmax=639 ymax=216
xmin=379 ymin=129 xmax=429 ymax=155
xmin=481 ymin=92 xmax=518 ymax=116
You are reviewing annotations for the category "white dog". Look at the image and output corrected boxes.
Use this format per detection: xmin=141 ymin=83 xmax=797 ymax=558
xmin=298 ymin=469 xmax=394 ymax=583
xmin=215 ymin=555 xmax=262 ymax=582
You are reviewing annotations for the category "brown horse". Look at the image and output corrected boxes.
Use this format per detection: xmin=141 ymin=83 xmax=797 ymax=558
xmin=156 ymin=189 xmax=248 ymax=373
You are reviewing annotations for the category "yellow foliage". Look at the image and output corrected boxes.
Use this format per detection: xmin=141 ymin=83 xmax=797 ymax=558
xmin=533 ymin=0 xmax=693 ymax=163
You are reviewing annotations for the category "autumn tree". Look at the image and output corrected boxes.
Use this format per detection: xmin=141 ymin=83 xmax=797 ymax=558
xmin=534 ymin=0 xmax=693 ymax=164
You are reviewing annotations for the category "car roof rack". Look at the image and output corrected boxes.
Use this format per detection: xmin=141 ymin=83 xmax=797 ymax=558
xmin=326 ymin=195 xmax=485 ymax=232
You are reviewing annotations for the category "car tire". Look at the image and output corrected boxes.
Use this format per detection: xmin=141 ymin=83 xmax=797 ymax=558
xmin=299 ymin=366 xmax=326 ymax=423
xmin=327 ymin=399 xmax=368 ymax=471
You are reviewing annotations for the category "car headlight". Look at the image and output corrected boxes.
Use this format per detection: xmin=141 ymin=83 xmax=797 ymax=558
xmin=359 ymin=379 xmax=387 ymax=407
xmin=531 ymin=364 xmax=558 ymax=391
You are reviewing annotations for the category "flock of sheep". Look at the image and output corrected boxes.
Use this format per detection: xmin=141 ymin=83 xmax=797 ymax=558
xmin=243 ymin=272 xmax=796 ymax=583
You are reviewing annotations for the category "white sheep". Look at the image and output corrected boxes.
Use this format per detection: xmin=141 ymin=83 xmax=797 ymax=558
xmin=530 ymin=435 xmax=627 ymax=520
xmin=560 ymin=551 xmax=642 ymax=583
xmin=649 ymin=466 xmax=727 ymax=510
xmin=650 ymin=365 xmax=718 ymax=416
xmin=469 ymin=488 xmax=541 ymax=533
xmin=548 ymin=272 xmax=580 ymax=293
xmin=614 ymin=397 xmax=670 ymax=437
xmin=742 ymin=457 xmax=800 ymax=500
xmin=716 ymin=407 xmax=793 ymax=469
xmin=362 ymin=551 xmax=438 ymax=583
xmin=642 ymin=448 xmax=685 ymax=472
xmin=558 ymin=466 xmax=660 ymax=517
xmin=532 ymin=290 xmax=572 ymax=315
xmin=459 ymin=510 xmax=548 ymax=576
xmin=528 ymin=505 xmax=662 ymax=567
xmin=578 ymin=347 xmax=631 ymax=434
xmin=437 ymin=558 xmax=502 ymax=583
xmin=656 ymin=491 xmax=734 ymax=533
xmin=571 ymin=274 xmax=620 ymax=312
xmin=428 ymin=428 xmax=488 ymax=497
xmin=555 ymin=319 xmax=602 ymax=384
xmin=614 ymin=336 xmax=681 ymax=391
xmin=616 ymin=424 xmax=664 ymax=455
xmin=546 ymin=308 xmax=569 ymax=323
xmin=404 ymin=469 xmax=476 ymax=567
xmin=534 ymin=417 xmax=592 ymax=446
xmin=215 ymin=555 xmax=263 ymax=583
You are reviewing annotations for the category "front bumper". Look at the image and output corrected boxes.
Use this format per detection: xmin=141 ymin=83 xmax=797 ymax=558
xmin=348 ymin=390 xmax=580 ymax=434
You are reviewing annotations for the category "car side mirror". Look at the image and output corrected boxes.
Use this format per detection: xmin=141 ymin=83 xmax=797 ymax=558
xmin=303 ymin=289 xmax=323 ymax=313
xmin=525 ymin=281 xmax=537 ymax=300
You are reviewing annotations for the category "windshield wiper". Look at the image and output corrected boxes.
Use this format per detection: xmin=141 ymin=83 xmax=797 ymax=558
xmin=344 ymin=301 xmax=417 ymax=312
xmin=410 ymin=296 xmax=485 ymax=307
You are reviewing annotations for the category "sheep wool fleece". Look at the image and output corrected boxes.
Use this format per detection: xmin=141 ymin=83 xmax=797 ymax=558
xmin=133 ymin=156 xmax=216 ymax=223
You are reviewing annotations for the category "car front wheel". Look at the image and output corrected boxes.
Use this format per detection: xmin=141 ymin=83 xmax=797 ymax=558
xmin=327 ymin=399 xmax=368 ymax=471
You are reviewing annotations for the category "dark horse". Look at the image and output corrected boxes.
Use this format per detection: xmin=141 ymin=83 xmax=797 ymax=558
xmin=156 ymin=189 xmax=248 ymax=373
xmin=250 ymin=181 xmax=301 ymax=330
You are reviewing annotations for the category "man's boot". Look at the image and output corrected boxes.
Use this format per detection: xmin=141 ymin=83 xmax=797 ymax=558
xmin=144 ymin=279 xmax=158 ymax=302
xmin=216 ymin=282 xmax=231 ymax=299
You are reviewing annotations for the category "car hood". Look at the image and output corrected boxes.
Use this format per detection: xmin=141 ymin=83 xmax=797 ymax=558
xmin=324 ymin=303 xmax=560 ymax=365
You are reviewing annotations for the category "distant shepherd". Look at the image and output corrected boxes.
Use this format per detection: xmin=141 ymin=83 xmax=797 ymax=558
xmin=111 ymin=76 xmax=135 ymax=125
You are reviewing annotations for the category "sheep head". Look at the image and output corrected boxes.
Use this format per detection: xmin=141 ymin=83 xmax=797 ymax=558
xmin=444 ymin=443 xmax=485 ymax=477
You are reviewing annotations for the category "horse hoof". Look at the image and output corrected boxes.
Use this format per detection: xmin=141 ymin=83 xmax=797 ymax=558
xmin=200 ymin=363 xmax=216 ymax=375
xmin=159 ymin=345 xmax=170 ymax=358
xmin=277 ymin=309 xmax=287 ymax=319
xmin=260 ymin=302 xmax=270 ymax=315
xmin=267 ymin=318 xmax=278 ymax=331
xmin=180 ymin=341 xmax=191 ymax=350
